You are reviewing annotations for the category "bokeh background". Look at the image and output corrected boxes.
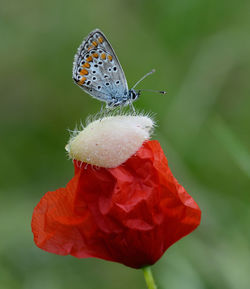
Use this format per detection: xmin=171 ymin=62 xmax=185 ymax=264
xmin=1 ymin=0 xmax=250 ymax=288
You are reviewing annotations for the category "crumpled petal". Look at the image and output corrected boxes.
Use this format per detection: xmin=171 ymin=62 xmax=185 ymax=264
xmin=32 ymin=140 xmax=201 ymax=268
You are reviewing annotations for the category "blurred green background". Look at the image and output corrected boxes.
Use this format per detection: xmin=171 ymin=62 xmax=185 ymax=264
xmin=1 ymin=0 xmax=250 ymax=288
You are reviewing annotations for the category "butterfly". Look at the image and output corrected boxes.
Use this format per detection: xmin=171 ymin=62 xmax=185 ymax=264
xmin=72 ymin=29 xmax=165 ymax=109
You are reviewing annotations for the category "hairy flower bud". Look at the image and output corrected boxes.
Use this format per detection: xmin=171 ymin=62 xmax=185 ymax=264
xmin=65 ymin=115 xmax=154 ymax=168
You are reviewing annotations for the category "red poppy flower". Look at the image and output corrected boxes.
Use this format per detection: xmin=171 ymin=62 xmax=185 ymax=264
xmin=32 ymin=130 xmax=201 ymax=268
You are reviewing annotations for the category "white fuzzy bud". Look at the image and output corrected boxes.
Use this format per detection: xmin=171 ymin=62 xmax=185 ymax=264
xmin=65 ymin=114 xmax=154 ymax=168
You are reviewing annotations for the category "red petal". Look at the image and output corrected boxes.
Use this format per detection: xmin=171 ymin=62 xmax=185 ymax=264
xmin=32 ymin=140 xmax=201 ymax=268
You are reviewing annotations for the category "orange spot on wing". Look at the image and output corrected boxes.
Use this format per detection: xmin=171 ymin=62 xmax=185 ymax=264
xmin=108 ymin=55 xmax=113 ymax=61
xmin=93 ymin=53 xmax=99 ymax=58
xmin=88 ymin=45 xmax=94 ymax=51
xmin=98 ymin=37 xmax=103 ymax=43
xmin=79 ymin=77 xmax=86 ymax=85
xmin=92 ymin=41 xmax=98 ymax=47
xmin=86 ymin=56 xmax=93 ymax=62
xmin=80 ymin=69 xmax=88 ymax=75
xmin=101 ymin=53 xmax=106 ymax=60
xmin=83 ymin=62 xmax=90 ymax=68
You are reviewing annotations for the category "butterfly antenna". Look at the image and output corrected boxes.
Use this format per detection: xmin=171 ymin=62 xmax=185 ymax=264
xmin=132 ymin=69 xmax=156 ymax=89
xmin=138 ymin=89 xmax=167 ymax=94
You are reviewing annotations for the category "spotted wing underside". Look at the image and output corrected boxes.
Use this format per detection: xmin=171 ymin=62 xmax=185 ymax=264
xmin=72 ymin=29 xmax=128 ymax=104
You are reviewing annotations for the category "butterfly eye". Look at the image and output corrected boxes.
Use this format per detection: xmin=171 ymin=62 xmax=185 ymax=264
xmin=132 ymin=92 xmax=137 ymax=100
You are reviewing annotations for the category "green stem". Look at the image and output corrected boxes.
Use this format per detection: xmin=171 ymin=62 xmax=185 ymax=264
xmin=142 ymin=266 xmax=157 ymax=289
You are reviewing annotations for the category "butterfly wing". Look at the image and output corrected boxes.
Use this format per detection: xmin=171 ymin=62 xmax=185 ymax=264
xmin=73 ymin=29 xmax=129 ymax=105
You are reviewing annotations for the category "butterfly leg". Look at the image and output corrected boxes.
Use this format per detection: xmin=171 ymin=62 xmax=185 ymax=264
xmin=99 ymin=104 xmax=107 ymax=120
xmin=103 ymin=102 xmax=116 ymax=117
xmin=97 ymin=104 xmax=107 ymax=121
xmin=129 ymin=101 xmax=135 ymax=114
xmin=98 ymin=103 xmax=112 ymax=119
xmin=96 ymin=104 xmax=103 ymax=120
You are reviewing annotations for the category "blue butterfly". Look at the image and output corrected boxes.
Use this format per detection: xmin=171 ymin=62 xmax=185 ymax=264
xmin=72 ymin=29 xmax=165 ymax=109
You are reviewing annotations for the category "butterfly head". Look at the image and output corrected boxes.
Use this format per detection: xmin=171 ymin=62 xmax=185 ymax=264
xmin=128 ymin=89 xmax=140 ymax=103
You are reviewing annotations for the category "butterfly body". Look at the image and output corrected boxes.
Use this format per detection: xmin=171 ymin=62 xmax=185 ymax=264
xmin=72 ymin=29 xmax=139 ymax=108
